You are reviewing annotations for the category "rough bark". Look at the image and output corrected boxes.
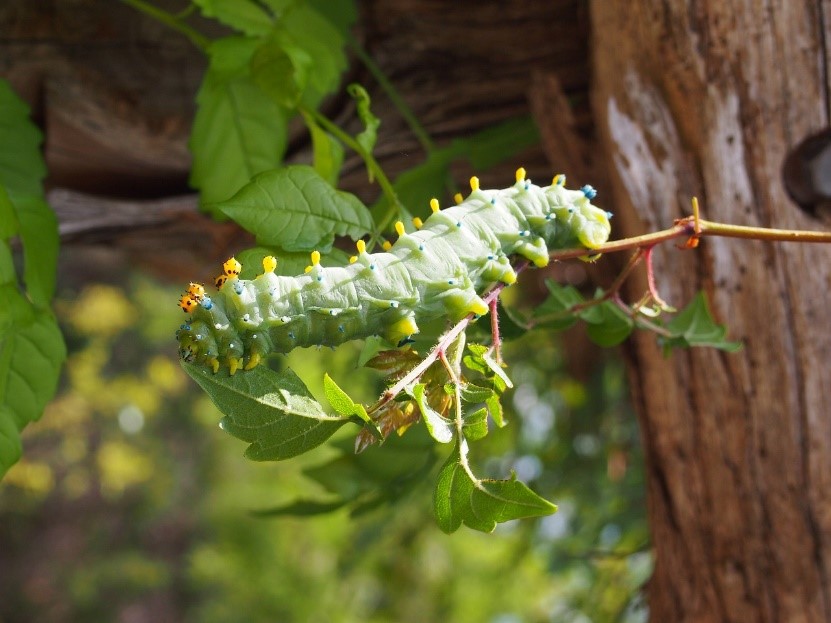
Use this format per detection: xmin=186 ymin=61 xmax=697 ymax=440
xmin=590 ymin=1 xmax=831 ymax=621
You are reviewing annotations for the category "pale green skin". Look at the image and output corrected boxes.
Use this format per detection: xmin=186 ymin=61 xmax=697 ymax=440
xmin=177 ymin=177 xmax=611 ymax=372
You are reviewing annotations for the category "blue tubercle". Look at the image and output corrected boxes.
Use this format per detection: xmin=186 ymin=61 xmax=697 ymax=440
xmin=581 ymin=185 xmax=597 ymax=199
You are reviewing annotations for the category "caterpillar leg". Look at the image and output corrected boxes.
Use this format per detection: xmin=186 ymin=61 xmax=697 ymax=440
xmin=384 ymin=311 xmax=420 ymax=345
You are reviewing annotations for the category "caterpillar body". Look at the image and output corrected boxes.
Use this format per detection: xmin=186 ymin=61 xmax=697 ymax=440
xmin=176 ymin=170 xmax=612 ymax=374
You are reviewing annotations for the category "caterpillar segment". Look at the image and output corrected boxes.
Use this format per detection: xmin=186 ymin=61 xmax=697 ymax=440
xmin=176 ymin=170 xmax=612 ymax=374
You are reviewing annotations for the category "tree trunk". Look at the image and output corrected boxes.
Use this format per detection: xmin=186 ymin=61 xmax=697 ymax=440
xmin=590 ymin=1 xmax=831 ymax=621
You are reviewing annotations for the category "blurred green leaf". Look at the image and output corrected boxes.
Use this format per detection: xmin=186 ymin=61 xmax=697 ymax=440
xmin=663 ymin=292 xmax=742 ymax=352
xmin=216 ymin=165 xmax=372 ymax=252
xmin=307 ymin=0 xmax=357 ymax=38
xmin=189 ymin=37 xmax=289 ymax=210
xmin=581 ymin=302 xmax=634 ymax=347
xmin=534 ymin=280 xmax=584 ymax=331
xmin=193 ymin=0 xmax=274 ymax=36
xmin=347 ymin=84 xmax=380 ymax=155
xmin=251 ymin=499 xmax=348 ymax=517
xmin=183 ymin=363 xmax=348 ymax=460
xmin=434 ymin=443 xmax=557 ymax=533
xmin=463 ymin=116 xmax=539 ymax=170
xmin=0 ymin=407 xmax=21 ymax=477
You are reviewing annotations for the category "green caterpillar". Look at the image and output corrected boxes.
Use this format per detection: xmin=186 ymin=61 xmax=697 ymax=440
xmin=176 ymin=169 xmax=612 ymax=374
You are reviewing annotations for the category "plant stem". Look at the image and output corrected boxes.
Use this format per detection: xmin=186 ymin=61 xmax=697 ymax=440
xmin=301 ymin=106 xmax=403 ymax=229
xmin=348 ymin=37 xmax=436 ymax=153
xmin=120 ymin=0 xmax=210 ymax=52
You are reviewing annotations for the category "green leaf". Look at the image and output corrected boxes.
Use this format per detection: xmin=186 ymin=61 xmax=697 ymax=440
xmin=189 ymin=37 xmax=289 ymax=210
xmin=215 ymin=165 xmax=373 ymax=252
xmin=301 ymin=111 xmax=344 ymax=186
xmin=182 ymin=362 xmax=348 ymax=460
xmin=663 ymin=292 xmax=742 ymax=352
xmin=0 ymin=79 xmax=46 ymax=199
xmin=461 ymin=383 xmax=494 ymax=403
xmin=250 ymin=34 xmax=312 ymax=108
xmin=347 ymin=84 xmax=380 ymax=155
xmin=486 ymin=393 xmax=505 ymax=428
xmin=323 ymin=373 xmax=381 ymax=438
xmin=15 ymin=195 xmax=59 ymax=307
xmin=581 ymin=302 xmax=634 ymax=347
xmin=409 ymin=383 xmax=453 ymax=444
xmin=462 ymin=407 xmax=489 ymax=441
xmin=192 ymin=0 xmax=274 ymax=36
xmin=483 ymin=352 xmax=512 ymax=389
xmin=281 ymin=4 xmax=348 ymax=108
xmin=434 ymin=443 xmax=557 ymax=533
xmin=533 ymin=280 xmax=584 ymax=331
xmin=0 ymin=407 xmax=22 ymax=479
xmin=0 ymin=184 xmax=19 ymax=239
xmin=0 ymin=307 xmax=66 ymax=478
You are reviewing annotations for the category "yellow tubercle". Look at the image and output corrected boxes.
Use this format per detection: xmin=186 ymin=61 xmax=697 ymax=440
xmin=454 ymin=192 xmax=463 ymax=205
xmin=430 ymin=198 xmax=440 ymax=213
xmin=502 ymin=270 xmax=517 ymax=285
xmin=552 ymin=174 xmax=565 ymax=186
xmin=386 ymin=315 xmax=420 ymax=343
xmin=532 ymin=255 xmax=550 ymax=268
xmin=223 ymin=257 xmax=241 ymax=277
xmin=469 ymin=176 xmax=480 ymax=192
xmin=470 ymin=298 xmax=489 ymax=317
xmin=304 ymin=265 xmax=313 ymax=273
xmin=515 ymin=167 xmax=526 ymax=183
xmin=311 ymin=250 xmax=321 ymax=266
xmin=262 ymin=255 xmax=277 ymax=273
xmin=356 ymin=239 xmax=366 ymax=254
xmin=349 ymin=256 xmax=358 ymax=264
xmin=382 ymin=240 xmax=392 ymax=251
xmin=412 ymin=217 xmax=423 ymax=229
xmin=187 ymin=282 xmax=205 ymax=301
xmin=394 ymin=221 xmax=405 ymax=237
xmin=244 ymin=353 xmax=261 ymax=370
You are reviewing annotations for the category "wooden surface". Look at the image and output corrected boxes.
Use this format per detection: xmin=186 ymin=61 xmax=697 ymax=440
xmin=589 ymin=1 xmax=831 ymax=621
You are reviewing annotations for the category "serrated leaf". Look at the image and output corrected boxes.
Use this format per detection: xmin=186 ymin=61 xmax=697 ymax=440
xmin=193 ymin=0 xmax=274 ymax=36
xmin=409 ymin=383 xmax=453 ymax=444
xmin=663 ymin=292 xmax=742 ymax=352
xmin=486 ymin=393 xmax=505 ymax=428
xmin=0 ymin=307 xmax=66 ymax=478
xmin=582 ymin=302 xmax=634 ymax=347
xmin=364 ymin=348 xmax=420 ymax=379
xmin=182 ymin=363 xmax=347 ymax=460
xmin=461 ymin=383 xmax=495 ymax=403
xmin=189 ymin=37 xmax=289 ymax=210
xmin=215 ymin=165 xmax=373 ymax=252
xmin=434 ymin=443 xmax=557 ymax=533
xmin=347 ymin=84 xmax=380 ymax=155
xmin=301 ymin=110 xmax=344 ymax=186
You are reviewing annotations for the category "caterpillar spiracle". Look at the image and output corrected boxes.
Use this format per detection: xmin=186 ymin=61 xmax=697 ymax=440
xmin=176 ymin=169 xmax=612 ymax=374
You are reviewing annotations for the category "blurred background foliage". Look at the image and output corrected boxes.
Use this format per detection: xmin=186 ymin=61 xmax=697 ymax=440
xmin=0 ymin=262 xmax=649 ymax=623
